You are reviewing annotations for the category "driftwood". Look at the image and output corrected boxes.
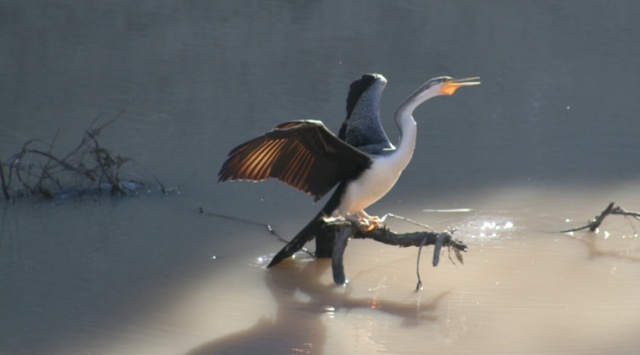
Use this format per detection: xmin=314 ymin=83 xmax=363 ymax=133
xmin=560 ymin=202 xmax=640 ymax=233
xmin=0 ymin=112 xmax=155 ymax=201
xmin=201 ymin=209 xmax=467 ymax=288
xmin=314 ymin=219 xmax=467 ymax=288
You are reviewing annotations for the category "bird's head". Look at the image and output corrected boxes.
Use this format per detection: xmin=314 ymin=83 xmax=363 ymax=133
xmin=437 ymin=76 xmax=481 ymax=95
xmin=417 ymin=76 xmax=481 ymax=97
xmin=346 ymin=73 xmax=387 ymax=119
xmin=401 ymin=76 xmax=480 ymax=111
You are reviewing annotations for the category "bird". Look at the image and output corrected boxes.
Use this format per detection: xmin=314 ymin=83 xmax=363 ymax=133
xmin=218 ymin=73 xmax=479 ymax=267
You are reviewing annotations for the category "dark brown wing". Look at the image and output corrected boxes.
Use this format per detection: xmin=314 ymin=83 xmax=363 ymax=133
xmin=218 ymin=120 xmax=372 ymax=202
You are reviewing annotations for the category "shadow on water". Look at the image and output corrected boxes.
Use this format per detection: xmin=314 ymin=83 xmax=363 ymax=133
xmin=187 ymin=259 xmax=449 ymax=355
xmin=563 ymin=232 xmax=640 ymax=263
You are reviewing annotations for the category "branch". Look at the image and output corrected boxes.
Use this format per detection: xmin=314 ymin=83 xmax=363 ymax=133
xmin=611 ymin=205 xmax=640 ymax=220
xmin=331 ymin=227 xmax=351 ymax=285
xmin=560 ymin=202 xmax=640 ymax=233
xmin=315 ymin=220 xmax=467 ymax=286
xmin=0 ymin=111 xmax=151 ymax=200
xmin=199 ymin=208 xmax=314 ymax=257
xmin=200 ymin=208 xmax=468 ymax=288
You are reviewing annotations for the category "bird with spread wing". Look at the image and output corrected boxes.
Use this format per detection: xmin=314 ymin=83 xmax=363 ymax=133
xmin=219 ymin=73 xmax=479 ymax=267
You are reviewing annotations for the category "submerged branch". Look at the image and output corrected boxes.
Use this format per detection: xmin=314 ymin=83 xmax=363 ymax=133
xmin=0 ymin=112 xmax=157 ymax=201
xmin=315 ymin=219 xmax=467 ymax=286
xmin=331 ymin=227 xmax=351 ymax=285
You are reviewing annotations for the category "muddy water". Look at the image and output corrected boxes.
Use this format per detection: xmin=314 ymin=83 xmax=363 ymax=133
xmin=2 ymin=1 xmax=640 ymax=354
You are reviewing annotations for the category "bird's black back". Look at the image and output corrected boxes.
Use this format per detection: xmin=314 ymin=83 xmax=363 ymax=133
xmin=337 ymin=74 xmax=393 ymax=154
xmin=338 ymin=74 xmax=378 ymax=141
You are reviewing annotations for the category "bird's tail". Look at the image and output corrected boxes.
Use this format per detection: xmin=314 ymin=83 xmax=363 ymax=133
xmin=267 ymin=212 xmax=325 ymax=268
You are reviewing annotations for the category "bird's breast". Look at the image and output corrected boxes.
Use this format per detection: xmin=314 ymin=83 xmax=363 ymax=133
xmin=336 ymin=154 xmax=407 ymax=215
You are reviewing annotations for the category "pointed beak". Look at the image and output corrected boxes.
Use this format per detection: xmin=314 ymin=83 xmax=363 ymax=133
xmin=440 ymin=77 xmax=481 ymax=95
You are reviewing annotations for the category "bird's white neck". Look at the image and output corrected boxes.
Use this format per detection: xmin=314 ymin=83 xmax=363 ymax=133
xmin=391 ymin=83 xmax=442 ymax=171
xmin=391 ymin=109 xmax=417 ymax=172
xmin=334 ymin=80 xmax=445 ymax=216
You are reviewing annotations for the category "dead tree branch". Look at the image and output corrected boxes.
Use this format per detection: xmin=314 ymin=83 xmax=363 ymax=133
xmin=560 ymin=202 xmax=640 ymax=233
xmin=314 ymin=219 xmax=467 ymax=286
xmin=201 ymin=207 xmax=467 ymax=287
xmin=0 ymin=114 xmax=154 ymax=201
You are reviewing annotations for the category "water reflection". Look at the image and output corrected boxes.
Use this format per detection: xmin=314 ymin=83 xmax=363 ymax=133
xmin=187 ymin=260 xmax=449 ymax=354
xmin=462 ymin=217 xmax=516 ymax=240
xmin=564 ymin=228 xmax=640 ymax=263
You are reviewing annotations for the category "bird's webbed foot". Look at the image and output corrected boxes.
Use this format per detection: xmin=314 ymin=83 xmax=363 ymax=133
xmin=352 ymin=212 xmax=386 ymax=232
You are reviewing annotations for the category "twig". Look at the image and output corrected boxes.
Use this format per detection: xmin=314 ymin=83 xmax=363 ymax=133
xmin=87 ymin=104 xmax=127 ymax=136
xmin=0 ymin=111 xmax=145 ymax=200
xmin=383 ymin=212 xmax=434 ymax=231
xmin=560 ymin=202 xmax=639 ymax=233
xmin=415 ymin=236 xmax=428 ymax=291
xmin=154 ymin=175 xmax=168 ymax=194
xmin=197 ymin=207 xmax=314 ymax=257
xmin=611 ymin=205 xmax=640 ymax=220
xmin=26 ymin=149 xmax=91 ymax=178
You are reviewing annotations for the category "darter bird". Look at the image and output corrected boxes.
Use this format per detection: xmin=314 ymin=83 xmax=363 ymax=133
xmin=218 ymin=74 xmax=479 ymax=267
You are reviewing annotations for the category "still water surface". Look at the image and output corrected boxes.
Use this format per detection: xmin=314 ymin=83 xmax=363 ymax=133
xmin=1 ymin=1 xmax=640 ymax=354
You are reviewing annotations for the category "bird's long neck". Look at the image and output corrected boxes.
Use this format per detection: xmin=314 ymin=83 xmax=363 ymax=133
xmin=391 ymin=104 xmax=418 ymax=171
xmin=390 ymin=84 xmax=442 ymax=170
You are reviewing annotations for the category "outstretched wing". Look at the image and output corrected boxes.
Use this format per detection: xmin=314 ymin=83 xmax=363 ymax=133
xmin=218 ymin=120 xmax=372 ymax=202
xmin=338 ymin=74 xmax=393 ymax=153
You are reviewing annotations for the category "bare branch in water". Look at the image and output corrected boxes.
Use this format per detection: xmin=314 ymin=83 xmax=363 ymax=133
xmin=560 ymin=202 xmax=640 ymax=233
xmin=0 ymin=111 xmax=155 ymax=201
xmin=199 ymin=208 xmax=466 ymax=287
xmin=322 ymin=220 xmax=466 ymax=287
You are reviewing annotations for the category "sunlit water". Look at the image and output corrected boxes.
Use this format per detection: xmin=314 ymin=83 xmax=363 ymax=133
xmin=2 ymin=185 xmax=639 ymax=354
xmin=2 ymin=1 xmax=640 ymax=354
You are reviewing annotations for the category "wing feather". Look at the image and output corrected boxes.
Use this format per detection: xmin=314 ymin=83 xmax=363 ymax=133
xmin=218 ymin=120 xmax=372 ymax=202
xmin=248 ymin=141 xmax=272 ymax=179
xmin=243 ymin=140 xmax=272 ymax=178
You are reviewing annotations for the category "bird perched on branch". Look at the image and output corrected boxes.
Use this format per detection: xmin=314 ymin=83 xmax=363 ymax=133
xmin=218 ymin=73 xmax=479 ymax=267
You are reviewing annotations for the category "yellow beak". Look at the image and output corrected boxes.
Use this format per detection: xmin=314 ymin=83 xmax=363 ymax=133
xmin=440 ymin=77 xmax=481 ymax=95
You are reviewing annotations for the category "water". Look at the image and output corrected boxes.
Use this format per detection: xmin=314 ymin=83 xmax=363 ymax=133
xmin=2 ymin=1 xmax=640 ymax=354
